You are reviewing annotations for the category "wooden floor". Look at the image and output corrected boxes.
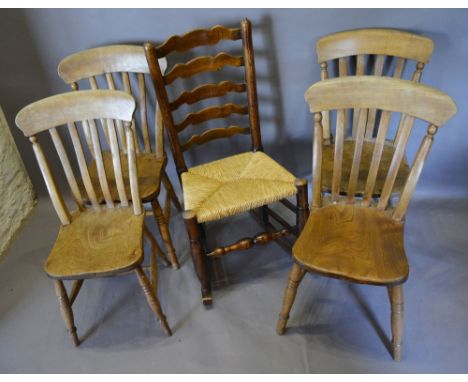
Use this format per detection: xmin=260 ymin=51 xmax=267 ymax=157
xmin=1 ymin=193 xmax=468 ymax=372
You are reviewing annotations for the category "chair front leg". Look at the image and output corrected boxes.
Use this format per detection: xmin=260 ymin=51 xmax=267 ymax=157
xmin=184 ymin=210 xmax=212 ymax=306
xmin=277 ymin=262 xmax=306 ymax=335
xmin=388 ymin=284 xmax=404 ymax=361
xmin=54 ymin=280 xmax=80 ymax=346
xmin=295 ymin=178 xmax=309 ymax=233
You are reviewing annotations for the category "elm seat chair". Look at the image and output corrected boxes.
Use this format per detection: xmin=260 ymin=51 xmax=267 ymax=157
xmin=15 ymin=90 xmax=172 ymax=346
xmin=144 ymin=19 xmax=308 ymax=306
xmin=57 ymin=45 xmax=181 ymax=269
xmin=316 ymin=28 xmax=434 ymax=196
xmin=276 ymin=77 xmax=456 ymax=361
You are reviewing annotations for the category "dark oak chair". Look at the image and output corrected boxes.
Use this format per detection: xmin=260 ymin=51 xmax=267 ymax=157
xmin=276 ymin=76 xmax=456 ymax=361
xmin=316 ymin=28 xmax=434 ymax=196
xmin=144 ymin=19 xmax=308 ymax=305
xmin=58 ymin=45 xmax=181 ymax=269
xmin=15 ymin=90 xmax=172 ymax=346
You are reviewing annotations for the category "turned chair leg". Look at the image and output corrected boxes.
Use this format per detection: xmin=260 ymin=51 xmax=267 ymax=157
xmin=277 ymin=262 xmax=306 ymax=335
xmin=184 ymin=210 xmax=212 ymax=306
xmin=151 ymin=198 xmax=179 ymax=269
xmin=388 ymin=284 xmax=404 ymax=361
xmin=54 ymin=280 xmax=80 ymax=346
xmin=135 ymin=266 xmax=172 ymax=336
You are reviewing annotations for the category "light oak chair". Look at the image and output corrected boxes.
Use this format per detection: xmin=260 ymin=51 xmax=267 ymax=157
xmin=276 ymin=76 xmax=456 ymax=361
xmin=15 ymin=90 xmax=172 ymax=346
xmin=58 ymin=45 xmax=181 ymax=269
xmin=144 ymin=19 xmax=308 ymax=305
xmin=316 ymin=28 xmax=434 ymax=196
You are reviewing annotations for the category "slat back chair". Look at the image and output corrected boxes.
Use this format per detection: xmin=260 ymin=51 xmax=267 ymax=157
xmin=277 ymin=76 xmax=456 ymax=361
xmin=15 ymin=90 xmax=172 ymax=346
xmin=57 ymin=45 xmax=181 ymax=269
xmin=316 ymin=29 xmax=434 ymax=196
xmin=145 ymin=19 xmax=306 ymax=306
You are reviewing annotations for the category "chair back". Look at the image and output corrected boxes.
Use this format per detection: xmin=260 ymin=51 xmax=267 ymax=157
xmin=58 ymin=45 xmax=167 ymax=158
xmin=144 ymin=19 xmax=262 ymax=177
xmin=316 ymin=28 xmax=434 ymax=142
xmin=15 ymin=90 xmax=141 ymax=225
xmin=304 ymin=76 xmax=456 ymax=221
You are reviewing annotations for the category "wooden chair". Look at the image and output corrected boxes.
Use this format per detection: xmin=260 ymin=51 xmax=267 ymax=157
xmin=144 ymin=19 xmax=308 ymax=305
xmin=276 ymin=77 xmax=456 ymax=360
xmin=15 ymin=90 xmax=172 ymax=346
xmin=57 ymin=45 xmax=181 ymax=269
xmin=316 ymin=28 xmax=434 ymax=196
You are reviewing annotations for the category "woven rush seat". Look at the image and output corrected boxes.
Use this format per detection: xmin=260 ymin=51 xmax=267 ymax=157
xmin=293 ymin=204 xmax=409 ymax=285
xmin=181 ymin=151 xmax=297 ymax=223
xmin=80 ymin=152 xmax=165 ymax=203
xmin=45 ymin=208 xmax=144 ymax=279
xmin=322 ymin=140 xmax=410 ymax=196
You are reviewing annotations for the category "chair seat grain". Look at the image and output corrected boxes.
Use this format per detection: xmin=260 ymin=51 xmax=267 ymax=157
xmin=181 ymin=151 xmax=297 ymax=223
xmin=321 ymin=140 xmax=410 ymax=195
xmin=81 ymin=152 xmax=165 ymax=203
xmin=45 ymin=207 xmax=144 ymax=279
xmin=293 ymin=204 xmax=409 ymax=285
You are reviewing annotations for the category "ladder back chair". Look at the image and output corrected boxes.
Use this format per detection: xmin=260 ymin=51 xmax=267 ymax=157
xmin=57 ymin=45 xmax=181 ymax=269
xmin=15 ymin=90 xmax=172 ymax=346
xmin=144 ymin=19 xmax=308 ymax=305
xmin=276 ymin=76 xmax=456 ymax=361
xmin=316 ymin=28 xmax=434 ymax=196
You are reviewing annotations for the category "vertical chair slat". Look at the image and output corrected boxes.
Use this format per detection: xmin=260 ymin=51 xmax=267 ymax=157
xmin=68 ymin=122 xmax=100 ymax=209
xmin=31 ymin=136 xmax=71 ymax=225
xmin=105 ymin=118 xmax=128 ymax=206
xmin=312 ymin=113 xmax=323 ymax=208
xmin=362 ymin=110 xmax=392 ymax=206
xmin=86 ymin=119 xmax=114 ymax=208
xmin=49 ymin=127 xmax=84 ymax=210
xmin=89 ymin=77 xmax=111 ymax=145
xmin=393 ymin=125 xmax=438 ymax=221
xmin=365 ymin=55 xmax=386 ymax=139
xmin=331 ymin=109 xmax=346 ymax=202
xmin=126 ymin=122 xmax=142 ymax=215
xmin=104 ymin=73 xmax=126 ymax=150
xmin=138 ymin=73 xmax=151 ymax=152
xmin=347 ymin=108 xmax=368 ymax=202
xmin=338 ymin=58 xmax=348 ymax=136
xmin=393 ymin=57 xmax=405 ymax=78
xmin=352 ymin=54 xmax=366 ymax=137
xmin=377 ymin=115 xmax=415 ymax=210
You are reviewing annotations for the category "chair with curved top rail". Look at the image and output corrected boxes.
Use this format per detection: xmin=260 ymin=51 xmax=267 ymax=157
xmin=144 ymin=19 xmax=308 ymax=306
xmin=15 ymin=90 xmax=172 ymax=346
xmin=276 ymin=76 xmax=456 ymax=361
xmin=57 ymin=45 xmax=181 ymax=269
xmin=316 ymin=28 xmax=434 ymax=197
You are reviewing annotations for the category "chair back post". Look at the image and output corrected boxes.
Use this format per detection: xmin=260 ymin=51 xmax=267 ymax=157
xmin=241 ymin=18 xmax=263 ymax=152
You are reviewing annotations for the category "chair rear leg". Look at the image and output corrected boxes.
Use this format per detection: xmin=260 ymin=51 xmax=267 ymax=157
xmin=388 ymin=284 xmax=404 ymax=361
xmin=184 ymin=210 xmax=212 ymax=306
xmin=151 ymin=198 xmax=179 ymax=269
xmin=135 ymin=266 xmax=172 ymax=336
xmin=54 ymin=280 xmax=80 ymax=346
xmin=277 ymin=262 xmax=306 ymax=335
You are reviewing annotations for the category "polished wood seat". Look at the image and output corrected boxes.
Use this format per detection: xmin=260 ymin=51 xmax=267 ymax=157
xmin=182 ymin=152 xmax=297 ymax=223
xmin=322 ymin=140 xmax=410 ymax=195
xmin=81 ymin=152 xmax=165 ymax=203
xmin=293 ymin=204 xmax=408 ymax=285
xmin=46 ymin=208 xmax=144 ymax=279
